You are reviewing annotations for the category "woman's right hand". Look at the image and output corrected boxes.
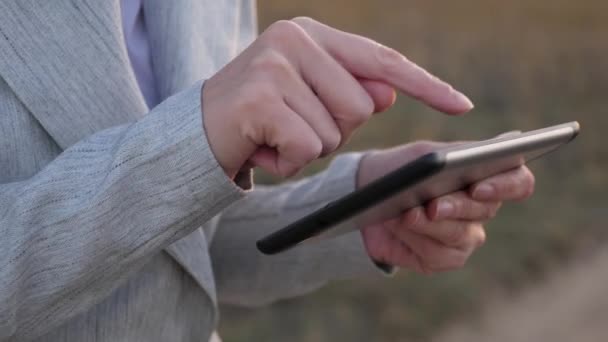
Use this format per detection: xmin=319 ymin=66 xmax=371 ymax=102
xmin=202 ymin=17 xmax=474 ymax=179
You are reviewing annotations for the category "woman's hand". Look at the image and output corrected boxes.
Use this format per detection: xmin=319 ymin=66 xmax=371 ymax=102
xmin=202 ymin=17 xmax=473 ymax=179
xmin=358 ymin=142 xmax=535 ymax=274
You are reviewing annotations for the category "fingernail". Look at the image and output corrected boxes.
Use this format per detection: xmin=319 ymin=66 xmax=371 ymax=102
xmin=437 ymin=200 xmax=454 ymax=219
xmin=454 ymin=91 xmax=474 ymax=111
xmin=474 ymin=184 xmax=495 ymax=200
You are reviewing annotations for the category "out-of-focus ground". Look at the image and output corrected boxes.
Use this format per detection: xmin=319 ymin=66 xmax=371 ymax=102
xmin=434 ymin=247 xmax=608 ymax=342
xmin=219 ymin=1 xmax=608 ymax=341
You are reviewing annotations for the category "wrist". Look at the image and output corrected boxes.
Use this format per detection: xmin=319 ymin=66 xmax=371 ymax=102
xmin=201 ymin=81 xmax=253 ymax=180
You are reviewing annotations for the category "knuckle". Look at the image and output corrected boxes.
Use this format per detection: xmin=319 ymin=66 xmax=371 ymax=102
xmin=358 ymin=96 xmax=376 ymax=118
xmin=322 ymin=130 xmax=342 ymax=154
xmin=347 ymin=110 xmax=370 ymax=127
xmin=263 ymin=20 xmax=309 ymax=47
xmin=302 ymin=137 xmax=323 ymax=162
xmin=343 ymin=98 xmax=374 ymax=127
xmin=291 ymin=16 xmax=316 ymax=29
xmin=312 ymin=138 xmax=324 ymax=159
xmin=277 ymin=142 xmax=322 ymax=178
xmin=343 ymin=113 xmax=365 ymax=128
xmin=375 ymin=43 xmax=407 ymax=73
xmin=250 ymin=49 xmax=292 ymax=77
xmin=265 ymin=20 xmax=301 ymax=38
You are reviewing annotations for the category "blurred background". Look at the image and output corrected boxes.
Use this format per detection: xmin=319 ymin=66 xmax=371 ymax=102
xmin=220 ymin=0 xmax=607 ymax=341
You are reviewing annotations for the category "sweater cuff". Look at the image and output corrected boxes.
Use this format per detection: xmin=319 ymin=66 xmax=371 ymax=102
xmin=153 ymin=80 xmax=250 ymax=212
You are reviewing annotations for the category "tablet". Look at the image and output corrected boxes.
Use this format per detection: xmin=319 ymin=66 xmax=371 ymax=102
xmin=256 ymin=121 xmax=580 ymax=255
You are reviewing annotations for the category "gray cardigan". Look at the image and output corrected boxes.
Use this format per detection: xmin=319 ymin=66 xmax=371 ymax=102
xmin=0 ymin=0 xmax=384 ymax=341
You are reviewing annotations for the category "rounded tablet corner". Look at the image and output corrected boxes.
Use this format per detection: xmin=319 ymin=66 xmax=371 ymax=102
xmin=569 ymin=121 xmax=581 ymax=141
xmin=256 ymin=239 xmax=274 ymax=255
xmin=257 ymin=238 xmax=292 ymax=255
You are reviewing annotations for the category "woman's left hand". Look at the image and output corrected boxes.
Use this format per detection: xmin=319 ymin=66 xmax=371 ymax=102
xmin=358 ymin=142 xmax=535 ymax=273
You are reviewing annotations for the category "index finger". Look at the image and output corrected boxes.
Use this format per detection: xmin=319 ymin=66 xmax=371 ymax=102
xmin=292 ymin=17 xmax=474 ymax=115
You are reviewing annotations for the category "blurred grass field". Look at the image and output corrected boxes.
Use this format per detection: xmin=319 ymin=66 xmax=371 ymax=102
xmin=219 ymin=1 xmax=608 ymax=341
